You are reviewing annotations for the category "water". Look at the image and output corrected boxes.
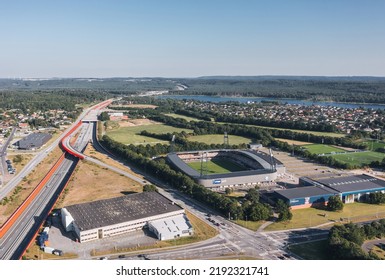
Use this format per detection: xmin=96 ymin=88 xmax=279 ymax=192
xmin=157 ymin=95 xmax=385 ymax=110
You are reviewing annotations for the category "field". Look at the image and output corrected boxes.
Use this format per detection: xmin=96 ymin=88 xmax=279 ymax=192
xmin=188 ymin=134 xmax=252 ymax=145
xmin=106 ymin=123 xmax=193 ymax=145
xmin=331 ymin=151 xmax=385 ymax=166
xmin=165 ymin=113 xmax=203 ymax=122
xmin=302 ymin=144 xmax=346 ymax=154
xmin=188 ymin=158 xmax=246 ymax=174
xmin=55 ymin=160 xmax=142 ymax=208
xmin=265 ymin=202 xmax=385 ymax=231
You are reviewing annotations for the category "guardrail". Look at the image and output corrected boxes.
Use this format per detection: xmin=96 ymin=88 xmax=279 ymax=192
xmin=60 ymin=121 xmax=85 ymax=160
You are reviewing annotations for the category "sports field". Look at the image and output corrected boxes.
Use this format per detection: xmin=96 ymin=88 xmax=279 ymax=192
xmin=361 ymin=140 xmax=385 ymax=152
xmin=106 ymin=124 xmax=193 ymax=145
xmin=331 ymin=151 xmax=385 ymax=166
xmin=188 ymin=158 xmax=246 ymax=174
xmin=302 ymin=144 xmax=346 ymax=154
xmin=188 ymin=134 xmax=252 ymax=145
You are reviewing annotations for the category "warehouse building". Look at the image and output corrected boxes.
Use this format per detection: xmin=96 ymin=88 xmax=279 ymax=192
xmin=14 ymin=132 xmax=52 ymax=150
xmin=61 ymin=192 xmax=193 ymax=243
xmin=274 ymin=174 xmax=385 ymax=209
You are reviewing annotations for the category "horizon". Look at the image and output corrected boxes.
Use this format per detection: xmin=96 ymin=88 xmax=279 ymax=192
xmin=2 ymin=75 xmax=385 ymax=79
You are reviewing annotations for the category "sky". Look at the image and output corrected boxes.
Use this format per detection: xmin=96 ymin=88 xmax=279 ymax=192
xmin=1 ymin=0 xmax=385 ymax=78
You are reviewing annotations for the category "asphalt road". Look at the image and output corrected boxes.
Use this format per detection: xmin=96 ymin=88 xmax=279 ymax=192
xmin=0 ymin=127 xmax=16 ymax=186
xmin=0 ymin=104 xmax=102 ymax=260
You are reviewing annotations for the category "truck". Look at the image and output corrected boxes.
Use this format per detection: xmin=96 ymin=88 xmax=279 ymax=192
xmin=52 ymin=249 xmax=63 ymax=256
xmin=44 ymin=247 xmax=55 ymax=254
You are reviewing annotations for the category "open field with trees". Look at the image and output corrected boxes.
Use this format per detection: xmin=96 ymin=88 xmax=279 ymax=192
xmin=188 ymin=158 xmax=246 ymax=175
xmin=265 ymin=203 xmax=385 ymax=231
xmin=361 ymin=139 xmax=385 ymax=152
xmin=106 ymin=123 xmax=193 ymax=145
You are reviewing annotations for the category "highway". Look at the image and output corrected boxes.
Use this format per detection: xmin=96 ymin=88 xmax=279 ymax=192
xmin=0 ymin=101 xmax=110 ymax=260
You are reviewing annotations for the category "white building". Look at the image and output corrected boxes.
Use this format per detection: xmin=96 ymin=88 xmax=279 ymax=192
xmin=61 ymin=192 xmax=192 ymax=243
xmin=148 ymin=214 xmax=193 ymax=240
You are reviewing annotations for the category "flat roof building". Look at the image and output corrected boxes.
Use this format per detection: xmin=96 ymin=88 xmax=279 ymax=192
xmin=14 ymin=132 xmax=52 ymax=150
xmin=274 ymin=174 xmax=385 ymax=209
xmin=61 ymin=192 xmax=193 ymax=243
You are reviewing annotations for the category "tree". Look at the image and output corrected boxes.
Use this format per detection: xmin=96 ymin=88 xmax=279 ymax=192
xmin=327 ymin=195 xmax=344 ymax=211
xmin=98 ymin=112 xmax=110 ymax=121
xmin=225 ymin=187 xmax=233 ymax=195
xmin=143 ymin=184 xmax=158 ymax=192
xmin=276 ymin=199 xmax=293 ymax=221
xmin=245 ymin=187 xmax=260 ymax=203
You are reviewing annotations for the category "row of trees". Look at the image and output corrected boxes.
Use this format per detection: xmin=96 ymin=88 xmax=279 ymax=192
xmin=328 ymin=221 xmax=385 ymax=259
xmin=215 ymin=115 xmax=337 ymax=132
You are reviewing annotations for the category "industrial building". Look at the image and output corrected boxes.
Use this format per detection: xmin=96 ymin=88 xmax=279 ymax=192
xmin=61 ymin=192 xmax=193 ymax=243
xmin=274 ymin=174 xmax=385 ymax=209
xmin=14 ymin=132 xmax=52 ymax=150
xmin=167 ymin=149 xmax=285 ymax=189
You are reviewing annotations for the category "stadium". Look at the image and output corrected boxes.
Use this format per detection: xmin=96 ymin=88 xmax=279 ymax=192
xmin=166 ymin=149 xmax=285 ymax=189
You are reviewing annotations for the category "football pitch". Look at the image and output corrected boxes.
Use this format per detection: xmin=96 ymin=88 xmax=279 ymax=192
xmin=302 ymin=144 xmax=346 ymax=154
xmin=187 ymin=158 xmax=246 ymax=174
xmin=331 ymin=151 xmax=385 ymax=166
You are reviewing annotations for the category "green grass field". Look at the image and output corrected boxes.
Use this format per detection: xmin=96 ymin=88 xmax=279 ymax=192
xmin=188 ymin=134 xmax=252 ymax=145
xmin=331 ymin=151 xmax=385 ymax=166
xmin=303 ymin=144 xmax=346 ymax=154
xmin=265 ymin=202 xmax=385 ymax=231
xmin=106 ymin=124 xmax=193 ymax=145
xmin=188 ymin=158 xmax=246 ymax=174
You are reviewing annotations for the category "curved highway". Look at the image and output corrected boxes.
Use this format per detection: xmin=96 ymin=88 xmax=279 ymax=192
xmin=0 ymin=100 xmax=112 ymax=260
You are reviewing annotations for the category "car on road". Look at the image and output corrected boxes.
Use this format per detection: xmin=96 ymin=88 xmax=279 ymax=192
xmin=118 ymin=255 xmax=126 ymax=259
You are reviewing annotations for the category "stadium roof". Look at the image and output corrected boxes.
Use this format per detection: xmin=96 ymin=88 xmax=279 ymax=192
xmin=65 ymin=192 xmax=182 ymax=231
xmin=248 ymin=150 xmax=284 ymax=166
xmin=275 ymin=186 xmax=337 ymax=200
xmin=315 ymin=174 xmax=385 ymax=194
xmin=167 ymin=149 xmax=279 ymax=179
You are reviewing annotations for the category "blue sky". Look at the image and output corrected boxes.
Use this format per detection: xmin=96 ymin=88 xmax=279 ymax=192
xmin=1 ymin=0 xmax=384 ymax=77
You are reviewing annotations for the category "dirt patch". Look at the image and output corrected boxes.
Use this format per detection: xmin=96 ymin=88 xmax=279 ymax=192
xmin=118 ymin=118 xmax=161 ymax=127
xmin=275 ymin=138 xmax=312 ymax=146
xmin=56 ymin=159 xmax=143 ymax=207
xmin=83 ymin=144 xmax=144 ymax=178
